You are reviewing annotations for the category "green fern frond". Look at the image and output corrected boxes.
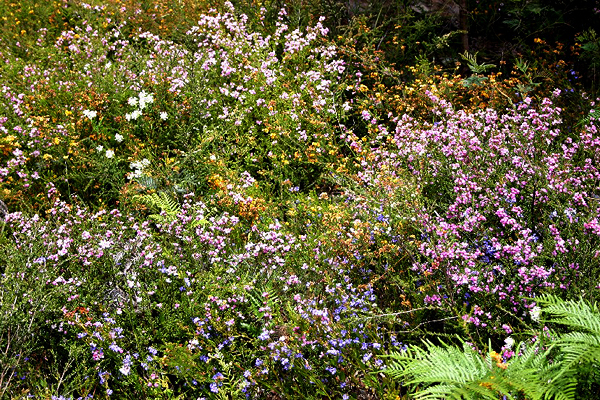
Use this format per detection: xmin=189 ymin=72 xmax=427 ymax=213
xmin=247 ymin=284 xmax=280 ymax=322
xmin=460 ymin=52 xmax=495 ymax=75
xmin=578 ymin=109 xmax=600 ymax=127
xmin=385 ymin=339 xmax=555 ymax=400
xmin=537 ymin=294 xmax=600 ymax=334
xmin=385 ymin=296 xmax=600 ymax=400
xmin=137 ymin=175 xmax=158 ymax=190
xmin=134 ymin=191 xmax=181 ymax=224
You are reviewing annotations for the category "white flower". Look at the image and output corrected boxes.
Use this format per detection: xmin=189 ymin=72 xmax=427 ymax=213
xmin=127 ymin=110 xmax=142 ymax=121
xmin=159 ymin=112 xmax=168 ymax=120
xmin=138 ymin=90 xmax=154 ymax=110
xmin=83 ymin=109 xmax=97 ymax=120
xmin=127 ymin=96 xmax=138 ymax=107
xmin=119 ymin=365 xmax=130 ymax=376
xmin=530 ymin=306 xmax=542 ymax=322
xmin=115 ymin=133 xmax=124 ymax=143
xmin=504 ymin=337 xmax=515 ymax=349
xmin=128 ymin=158 xmax=150 ymax=180
xmin=96 ymin=145 xmax=104 ymax=152
xmin=127 ymin=170 xmax=142 ymax=180
xmin=105 ymin=149 xmax=114 ymax=158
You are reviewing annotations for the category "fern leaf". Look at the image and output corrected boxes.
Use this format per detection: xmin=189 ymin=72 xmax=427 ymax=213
xmin=134 ymin=191 xmax=181 ymax=224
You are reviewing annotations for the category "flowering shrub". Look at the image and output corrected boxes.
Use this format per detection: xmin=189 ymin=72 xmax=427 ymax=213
xmin=1 ymin=0 xmax=600 ymax=399
xmin=357 ymin=92 xmax=600 ymax=341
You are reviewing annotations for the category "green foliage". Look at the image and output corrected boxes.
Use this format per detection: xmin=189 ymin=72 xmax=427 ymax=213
xmin=1 ymin=0 xmax=600 ymax=398
xmin=135 ymin=191 xmax=181 ymax=224
xmin=461 ymin=52 xmax=496 ymax=75
xmin=385 ymin=295 xmax=600 ymax=399
xmin=386 ymin=340 xmax=555 ymax=400
xmin=460 ymin=52 xmax=495 ymax=88
xmin=537 ymin=294 xmax=600 ymax=392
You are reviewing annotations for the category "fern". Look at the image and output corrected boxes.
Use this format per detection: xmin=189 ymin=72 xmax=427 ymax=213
xmin=385 ymin=295 xmax=600 ymax=399
xmin=460 ymin=52 xmax=495 ymax=75
xmin=385 ymin=339 xmax=550 ymax=399
xmin=136 ymin=175 xmax=158 ymax=190
xmin=538 ymin=294 xmax=600 ymax=334
xmin=134 ymin=191 xmax=181 ymax=224
xmin=247 ymin=284 xmax=280 ymax=323
xmin=536 ymin=294 xmax=600 ymax=393
xmin=578 ymin=109 xmax=600 ymax=127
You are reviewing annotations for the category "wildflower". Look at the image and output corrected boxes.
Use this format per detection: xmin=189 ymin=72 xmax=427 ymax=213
xmin=138 ymin=91 xmax=154 ymax=109
xmin=159 ymin=112 xmax=168 ymax=120
xmin=115 ymin=133 xmax=124 ymax=142
xmin=109 ymin=342 xmax=123 ymax=353
xmin=490 ymin=351 xmax=507 ymax=369
xmin=127 ymin=97 xmax=138 ymax=107
xmin=92 ymin=349 xmax=104 ymax=360
xmin=258 ymin=329 xmax=271 ymax=341
xmin=83 ymin=110 xmax=97 ymax=120
xmin=504 ymin=337 xmax=515 ymax=349
xmin=125 ymin=110 xmax=142 ymax=121
xmin=530 ymin=306 xmax=542 ymax=321
xmin=96 ymin=145 xmax=104 ymax=152
xmin=212 ymin=372 xmax=224 ymax=380
xmin=105 ymin=149 xmax=114 ymax=159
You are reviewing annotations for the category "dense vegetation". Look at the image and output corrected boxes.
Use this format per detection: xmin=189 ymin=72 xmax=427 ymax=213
xmin=1 ymin=0 xmax=599 ymax=398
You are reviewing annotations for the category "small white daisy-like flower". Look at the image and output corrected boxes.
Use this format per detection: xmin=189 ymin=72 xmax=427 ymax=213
xmin=159 ymin=112 xmax=168 ymax=120
xmin=530 ymin=306 xmax=542 ymax=322
xmin=127 ymin=97 xmax=138 ymax=107
xmin=138 ymin=91 xmax=154 ymax=110
xmin=504 ymin=337 xmax=515 ymax=349
xmin=126 ymin=110 xmax=141 ymax=121
xmin=115 ymin=133 xmax=124 ymax=143
xmin=83 ymin=109 xmax=97 ymax=120
xmin=96 ymin=145 xmax=104 ymax=152
xmin=105 ymin=149 xmax=115 ymax=158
